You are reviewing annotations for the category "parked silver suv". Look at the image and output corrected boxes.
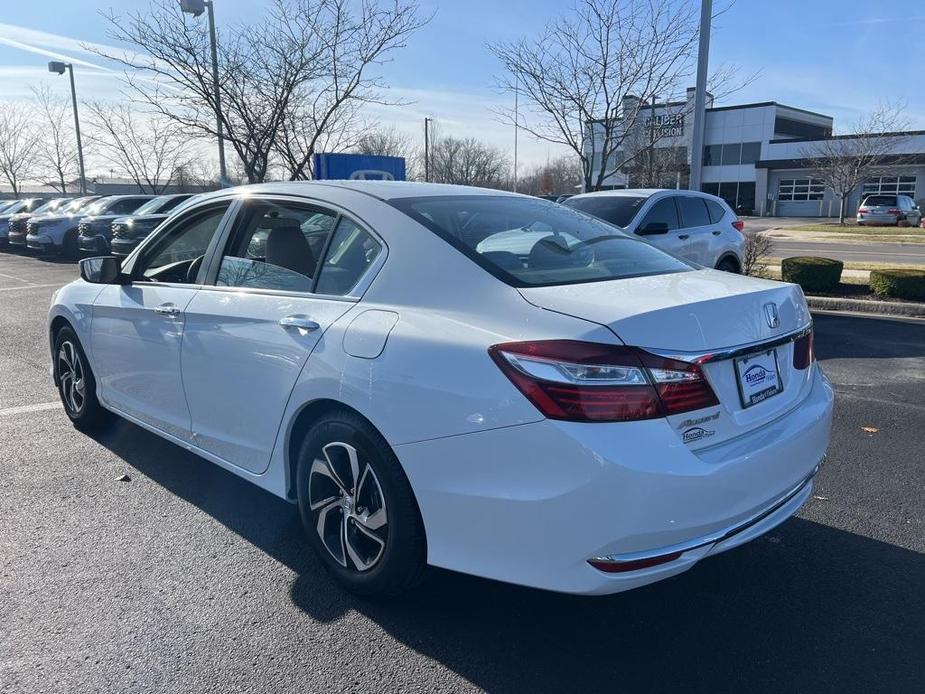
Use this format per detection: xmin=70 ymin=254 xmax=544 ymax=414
xmin=857 ymin=194 xmax=921 ymax=226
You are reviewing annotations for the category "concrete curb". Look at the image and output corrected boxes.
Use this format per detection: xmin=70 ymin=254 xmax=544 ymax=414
xmin=806 ymin=295 xmax=925 ymax=318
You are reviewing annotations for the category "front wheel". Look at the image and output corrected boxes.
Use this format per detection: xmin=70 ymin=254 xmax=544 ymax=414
xmin=296 ymin=411 xmax=427 ymax=597
xmin=54 ymin=327 xmax=113 ymax=430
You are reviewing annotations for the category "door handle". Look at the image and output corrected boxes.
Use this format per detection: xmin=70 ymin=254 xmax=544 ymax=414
xmin=678 ymin=234 xmax=690 ymax=240
xmin=279 ymin=315 xmax=320 ymax=331
xmin=712 ymin=230 xmax=722 ymax=236
xmin=154 ymin=303 xmax=181 ymax=316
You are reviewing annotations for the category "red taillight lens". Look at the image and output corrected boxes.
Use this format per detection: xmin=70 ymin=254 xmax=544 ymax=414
xmin=732 ymin=219 xmax=745 ymax=233
xmin=887 ymin=208 xmax=901 ymax=215
xmin=489 ymin=340 xmax=718 ymax=422
xmin=858 ymin=207 xmax=869 ymax=213
xmin=636 ymin=352 xmax=719 ymax=414
xmin=792 ymin=329 xmax=814 ymax=369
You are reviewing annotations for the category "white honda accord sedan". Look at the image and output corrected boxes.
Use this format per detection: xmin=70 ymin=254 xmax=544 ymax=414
xmin=48 ymin=181 xmax=833 ymax=597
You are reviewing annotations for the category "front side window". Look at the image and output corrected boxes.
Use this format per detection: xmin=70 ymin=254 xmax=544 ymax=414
xmin=391 ymin=195 xmax=691 ymax=287
xmin=136 ymin=203 xmax=231 ymax=283
xmin=215 ymin=201 xmax=336 ymax=293
xmin=639 ymin=198 xmax=679 ymax=231
xmin=108 ymin=198 xmax=150 ymax=215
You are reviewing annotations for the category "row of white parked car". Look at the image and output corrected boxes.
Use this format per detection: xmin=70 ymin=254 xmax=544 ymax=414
xmin=43 ymin=180 xmax=830 ymax=598
xmin=0 ymin=193 xmax=197 ymax=258
xmin=1 ymin=188 xmax=748 ymax=271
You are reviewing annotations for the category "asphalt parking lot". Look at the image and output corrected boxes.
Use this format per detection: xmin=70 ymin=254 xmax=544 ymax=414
xmin=1 ymin=250 xmax=923 ymax=694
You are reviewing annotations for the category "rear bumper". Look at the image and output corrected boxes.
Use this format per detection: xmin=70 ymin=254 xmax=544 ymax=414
xmin=395 ymin=364 xmax=834 ymax=595
xmin=857 ymin=213 xmax=899 ymax=225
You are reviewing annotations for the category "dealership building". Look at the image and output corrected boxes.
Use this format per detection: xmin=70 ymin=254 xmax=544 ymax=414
xmin=587 ymin=89 xmax=925 ymax=217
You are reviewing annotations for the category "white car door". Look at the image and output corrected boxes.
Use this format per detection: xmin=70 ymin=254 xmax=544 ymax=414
xmin=675 ymin=195 xmax=716 ymax=266
xmin=179 ymin=198 xmax=384 ymax=474
xmin=91 ymin=202 xmax=234 ymax=440
xmin=633 ymin=196 xmax=690 ymax=260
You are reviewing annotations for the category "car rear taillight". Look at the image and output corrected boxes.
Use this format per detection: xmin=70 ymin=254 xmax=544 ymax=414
xmin=731 ymin=219 xmax=745 ymax=233
xmin=887 ymin=208 xmax=901 ymax=215
xmin=792 ymin=329 xmax=814 ymax=369
xmin=489 ymin=340 xmax=718 ymax=422
xmin=858 ymin=207 xmax=869 ymax=214
xmin=588 ymin=551 xmax=683 ymax=573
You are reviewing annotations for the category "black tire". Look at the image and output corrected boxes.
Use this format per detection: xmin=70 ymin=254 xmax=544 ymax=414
xmin=716 ymin=257 xmax=740 ymax=273
xmin=54 ymin=326 xmax=113 ymax=430
xmin=62 ymin=230 xmax=78 ymax=260
xmin=296 ymin=410 xmax=427 ymax=597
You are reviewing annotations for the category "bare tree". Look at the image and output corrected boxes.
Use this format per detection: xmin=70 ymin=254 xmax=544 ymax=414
xmin=429 ymin=136 xmax=510 ymax=188
xmin=30 ymin=86 xmax=83 ymax=193
xmin=489 ymin=0 xmax=755 ymax=192
xmin=0 ymin=103 xmax=40 ymax=196
xmin=93 ymin=0 xmax=426 ymax=184
xmin=518 ymin=155 xmax=583 ymax=196
xmin=802 ymin=103 xmax=911 ymax=224
xmin=742 ymin=232 xmax=773 ymax=278
xmin=354 ymin=126 xmax=421 ymax=180
xmin=272 ymin=0 xmax=429 ymax=180
xmin=83 ymin=101 xmax=191 ymax=193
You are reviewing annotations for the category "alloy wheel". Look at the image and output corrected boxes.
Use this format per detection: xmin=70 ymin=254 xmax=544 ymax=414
xmin=57 ymin=341 xmax=86 ymax=415
xmin=308 ymin=441 xmax=388 ymax=572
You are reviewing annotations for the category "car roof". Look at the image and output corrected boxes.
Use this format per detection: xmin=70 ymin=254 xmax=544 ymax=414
xmin=193 ymin=180 xmax=523 ymax=203
xmin=570 ymin=188 xmax=719 ymax=201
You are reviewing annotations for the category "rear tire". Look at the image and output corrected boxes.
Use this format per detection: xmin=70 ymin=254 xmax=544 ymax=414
xmin=296 ymin=410 xmax=427 ymax=598
xmin=716 ymin=257 xmax=740 ymax=273
xmin=54 ymin=327 xmax=113 ymax=430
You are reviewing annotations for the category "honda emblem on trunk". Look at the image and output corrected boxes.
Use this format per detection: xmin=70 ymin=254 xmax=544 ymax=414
xmin=764 ymin=302 xmax=780 ymax=329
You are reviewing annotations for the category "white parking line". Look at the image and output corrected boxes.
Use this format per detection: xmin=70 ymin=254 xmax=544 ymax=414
xmin=0 ymin=401 xmax=61 ymax=416
xmin=0 ymin=271 xmax=31 ymax=283
xmin=0 ymin=283 xmax=62 ymax=292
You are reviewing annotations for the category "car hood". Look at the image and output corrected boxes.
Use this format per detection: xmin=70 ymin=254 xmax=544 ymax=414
xmin=114 ymin=213 xmax=169 ymax=224
xmin=518 ymin=269 xmax=809 ymax=351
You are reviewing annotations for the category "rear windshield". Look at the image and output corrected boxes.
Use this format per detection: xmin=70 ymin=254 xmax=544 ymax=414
xmin=563 ymin=195 xmax=646 ymax=227
xmin=863 ymin=195 xmax=897 ymax=207
xmin=390 ymin=195 xmax=691 ymax=287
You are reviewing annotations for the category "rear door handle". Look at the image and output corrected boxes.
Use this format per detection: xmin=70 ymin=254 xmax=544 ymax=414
xmin=279 ymin=315 xmax=320 ymax=331
xmin=678 ymin=234 xmax=690 ymax=240
xmin=154 ymin=303 xmax=181 ymax=316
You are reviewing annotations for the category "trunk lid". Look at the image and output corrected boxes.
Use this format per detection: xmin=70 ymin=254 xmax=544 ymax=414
xmin=519 ymin=269 xmax=815 ymax=448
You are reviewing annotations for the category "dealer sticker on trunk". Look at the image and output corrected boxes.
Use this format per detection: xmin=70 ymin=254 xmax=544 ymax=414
xmin=734 ymin=349 xmax=783 ymax=408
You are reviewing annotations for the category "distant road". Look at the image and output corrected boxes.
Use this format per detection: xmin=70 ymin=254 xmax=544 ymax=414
xmin=769 ymin=240 xmax=925 ymax=265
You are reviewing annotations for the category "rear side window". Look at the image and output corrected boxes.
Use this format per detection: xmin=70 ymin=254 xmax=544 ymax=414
xmin=390 ymin=195 xmax=691 ymax=288
xmin=563 ymin=196 xmax=646 ymax=228
xmin=864 ymin=195 xmax=896 ymax=207
xmin=315 ymin=219 xmax=382 ymax=296
xmin=705 ymin=199 xmax=726 ymax=223
xmin=677 ymin=197 xmax=711 ymax=227
xmin=109 ymin=198 xmax=149 ymax=215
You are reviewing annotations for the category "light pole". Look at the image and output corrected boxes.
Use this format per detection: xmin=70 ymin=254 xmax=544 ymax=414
xmin=513 ymin=73 xmax=519 ymax=193
xmin=424 ymin=117 xmax=432 ymax=182
xmin=688 ymin=0 xmax=712 ymax=192
xmin=48 ymin=61 xmax=87 ymax=195
xmin=180 ymin=0 xmax=227 ymax=186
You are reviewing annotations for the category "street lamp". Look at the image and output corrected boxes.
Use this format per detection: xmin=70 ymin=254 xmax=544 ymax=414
xmin=48 ymin=61 xmax=87 ymax=195
xmin=179 ymin=0 xmax=227 ymax=186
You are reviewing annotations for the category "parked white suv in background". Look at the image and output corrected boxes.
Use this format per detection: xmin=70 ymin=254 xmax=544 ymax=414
xmin=564 ymin=189 xmax=746 ymax=272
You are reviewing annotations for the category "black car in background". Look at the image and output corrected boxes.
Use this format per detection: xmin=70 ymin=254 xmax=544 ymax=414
xmin=76 ymin=195 xmax=157 ymax=254
xmin=109 ymin=194 xmax=198 ymax=257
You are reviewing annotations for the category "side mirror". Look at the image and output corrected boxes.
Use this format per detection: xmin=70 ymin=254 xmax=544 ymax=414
xmin=79 ymin=256 xmax=125 ymax=284
xmin=637 ymin=221 xmax=669 ymax=236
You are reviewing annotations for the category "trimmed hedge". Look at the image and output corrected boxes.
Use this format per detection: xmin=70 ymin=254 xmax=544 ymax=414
xmin=869 ymin=268 xmax=925 ymax=301
xmin=781 ymin=256 xmax=843 ymax=292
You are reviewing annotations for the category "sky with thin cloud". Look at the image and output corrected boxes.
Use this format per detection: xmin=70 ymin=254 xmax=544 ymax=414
xmin=1 ymin=0 xmax=923 ymax=177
